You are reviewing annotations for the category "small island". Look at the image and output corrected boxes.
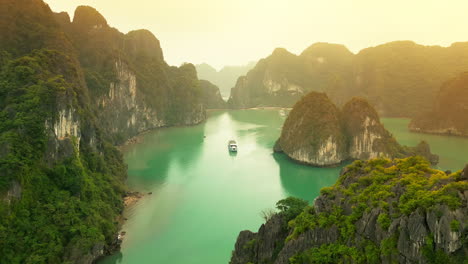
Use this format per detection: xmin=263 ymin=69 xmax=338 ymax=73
xmin=274 ymin=92 xmax=438 ymax=166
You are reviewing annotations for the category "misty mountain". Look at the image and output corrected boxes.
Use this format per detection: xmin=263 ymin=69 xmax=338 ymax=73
xmin=228 ymin=41 xmax=468 ymax=117
xmin=196 ymin=62 xmax=256 ymax=98
xmin=410 ymin=71 xmax=468 ymax=136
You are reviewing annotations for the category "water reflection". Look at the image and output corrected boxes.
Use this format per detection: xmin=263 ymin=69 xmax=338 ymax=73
xmin=227 ymin=110 xmax=283 ymax=148
xmin=273 ymin=153 xmax=345 ymax=202
xmin=99 ymin=110 xmax=468 ymax=264
xmin=103 ymin=252 xmax=122 ymax=264
xmin=123 ymin=121 xmax=206 ymax=191
xmin=381 ymin=118 xmax=468 ymax=171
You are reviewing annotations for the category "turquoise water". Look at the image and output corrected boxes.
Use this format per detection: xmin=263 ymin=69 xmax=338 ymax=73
xmin=381 ymin=118 xmax=468 ymax=171
xmin=100 ymin=110 xmax=468 ymax=264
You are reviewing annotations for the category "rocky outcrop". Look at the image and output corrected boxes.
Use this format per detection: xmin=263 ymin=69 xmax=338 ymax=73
xmin=231 ymin=214 xmax=289 ymax=264
xmin=198 ymin=80 xmax=227 ymax=109
xmin=229 ymin=41 xmax=468 ymax=117
xmin=1 ymin=180 xmax=22 ymax=204
xmin=410 ymin=72 xmax=468 ymax=137
xmin=342 ymin=97 xmax=400 ymax=160
xmin=229 ymin=47 xmax=318 ymax=108
xmin=0 ymin=1 xmax=206 ymax=264
xmin=95 ymin=59 xmax=165 ymax=142
xmin=275 ymin=93 xmax=438 ymax=166
xmin=274 ymin=92 xmax=347 ymax=166
xmin=231 ymin=157 xmax=468 ymax=264
xmin=56 ymin=6 xmax=206 ymax=144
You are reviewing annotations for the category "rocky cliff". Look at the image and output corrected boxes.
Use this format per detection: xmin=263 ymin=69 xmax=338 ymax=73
xmin=274 ymin=93 xmax=438 ymax=166
xmin=228 ymin=41 xmax=468 ymax=117
xmin=410 ymin=72 xmax=468 ymax=137
xmin=53 ymin=7 xmax=208 ymax=143
xmin=0 ymin=33 xmax=126 ymax=264
xmin=273 ymin=92 xmax=347 ymax=166
xmin=198 ymin=80 xmax=227 ymax=109
xmin=54 ymin=6 xmax=207 ymax=144
xmin=0 ymin=1 xmax=209 ymax=263
xmin=231 ymin=157 xmax=468 ymax=264
xmin=342 ymin=97 xmax=401 ymax=160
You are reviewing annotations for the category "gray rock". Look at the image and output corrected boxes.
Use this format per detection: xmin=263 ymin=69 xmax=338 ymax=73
xmin=230 ymin=160 xmax=467 ymax=264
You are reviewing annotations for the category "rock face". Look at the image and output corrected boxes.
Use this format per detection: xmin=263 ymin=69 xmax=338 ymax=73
xmin=0 ymin=1 xmax=209 ymax=263
xmin=56 ymin=6 xmax=208 ymax=144
xmin=198 ymin=80 xmax=227 ymax=109
xmin=274 ymin=92 xmax=347 ymax=166
xmin=231 ymin=157 xmax=468 ymax=264
xmin=229 ymin=47 xmax=330 ymax=108
xmin=275 ymin=93 xmax=438 ymax=166
xmin=228 ymin=41 xmax=468 ymax=117
xmin=410 ymin=72 xmax=468 ymax=137
xmin=342 ymin=97 xmax=399 ymax=160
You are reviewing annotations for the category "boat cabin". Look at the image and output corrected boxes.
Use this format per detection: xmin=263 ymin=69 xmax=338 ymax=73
xmin=228 ymin=140 xmax=238 ymax=152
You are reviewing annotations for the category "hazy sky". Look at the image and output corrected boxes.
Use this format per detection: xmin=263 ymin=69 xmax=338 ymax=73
xmin=44 ymin=0 xmax=468 ymax=69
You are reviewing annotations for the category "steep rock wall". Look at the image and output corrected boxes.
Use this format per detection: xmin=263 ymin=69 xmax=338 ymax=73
xmin=198 ymin=79 xmax=227 ymax=109
xmin=96 ymin=59 xmax=165 ymax=142
xmin=231 ymin=158 xmax=467 ymax=264
xmin=56 ymin=6 xmax=207 ymax=144
xmin=274 ymin=92 xmax=347 ymax=166
xmin=275 ymin=94 xmax=438 ymax=166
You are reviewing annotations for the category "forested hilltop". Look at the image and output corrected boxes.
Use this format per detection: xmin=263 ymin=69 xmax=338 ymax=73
xmin=274 ymin=93 xmax=438 ymax=166
xmin=55 ymin=6 xmax=207 ymax=144
xmin=410 ymin=72 xmax=468 ymax=137
xmin=231 ymin=157 xmax=468 ymax=264
xmin=228 ymin=42 xmax=468 ymax=118
xmin=0 ymin=0 xmax=212 ymax=263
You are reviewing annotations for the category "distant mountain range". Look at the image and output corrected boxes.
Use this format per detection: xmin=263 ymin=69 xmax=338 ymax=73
xmin=196 ymin=62 xmax=256 ymax=98
xmin=410 ymin=71 xmax=468 ymax=137
xmin=228 ymin=41 xmax=468 ymax=118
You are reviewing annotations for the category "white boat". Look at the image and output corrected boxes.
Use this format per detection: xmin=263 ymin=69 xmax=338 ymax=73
xmin=228 ymin=140 xmax=238 ymax=152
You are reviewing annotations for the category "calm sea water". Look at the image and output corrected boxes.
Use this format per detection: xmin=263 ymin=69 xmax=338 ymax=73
xmin=100 ymin=110 xmax=468 ymax=264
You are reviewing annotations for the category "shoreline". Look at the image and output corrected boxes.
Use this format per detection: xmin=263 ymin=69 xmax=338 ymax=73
xmin=101 ymin=191 xmax=148 ymax=261
xmin=123 ymin=191 xmax=145 ymax=207
xmin=408 ymin=127 xmax=468 ymax=138
xmin=119 ymin=108 xmax=292 ymax=149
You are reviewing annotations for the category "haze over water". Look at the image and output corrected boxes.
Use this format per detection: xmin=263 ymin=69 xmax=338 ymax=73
xmin=100 ymin=110 xmax=468 ymax=264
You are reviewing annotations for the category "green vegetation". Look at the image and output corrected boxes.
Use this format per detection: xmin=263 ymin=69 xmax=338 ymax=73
xmin=0 ymin=49 xmax=126 ymax=263
xmin=275 ymin=91 xmax=347 ymax=165
xmin=284 ymin=157 xmax=466 ymax=263
xmin=380 ymin=234 xmax=398 ymax=257
xmin=290 ymin=243 xmax=361 ymax=264
xmin=243 ymin=239 xmax=257 ymax=250
xmin=276 ymin=93 xmax=438 ymax=166
xmin=229 ymin=41 xmax=468 ymax=118
xmin=39 ymin=6 xmax=209 ymax=145
xmin=377 ymin=213 xmax=391 ymax=230
xmin=450 ymin=220 xmax=461 ymax=232
xmin=276 ymin=196 xmax=309 ymax=222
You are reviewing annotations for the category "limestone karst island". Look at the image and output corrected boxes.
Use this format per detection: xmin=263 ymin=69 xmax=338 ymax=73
xmin=0 ymin=0 xmax=467 ymax=263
